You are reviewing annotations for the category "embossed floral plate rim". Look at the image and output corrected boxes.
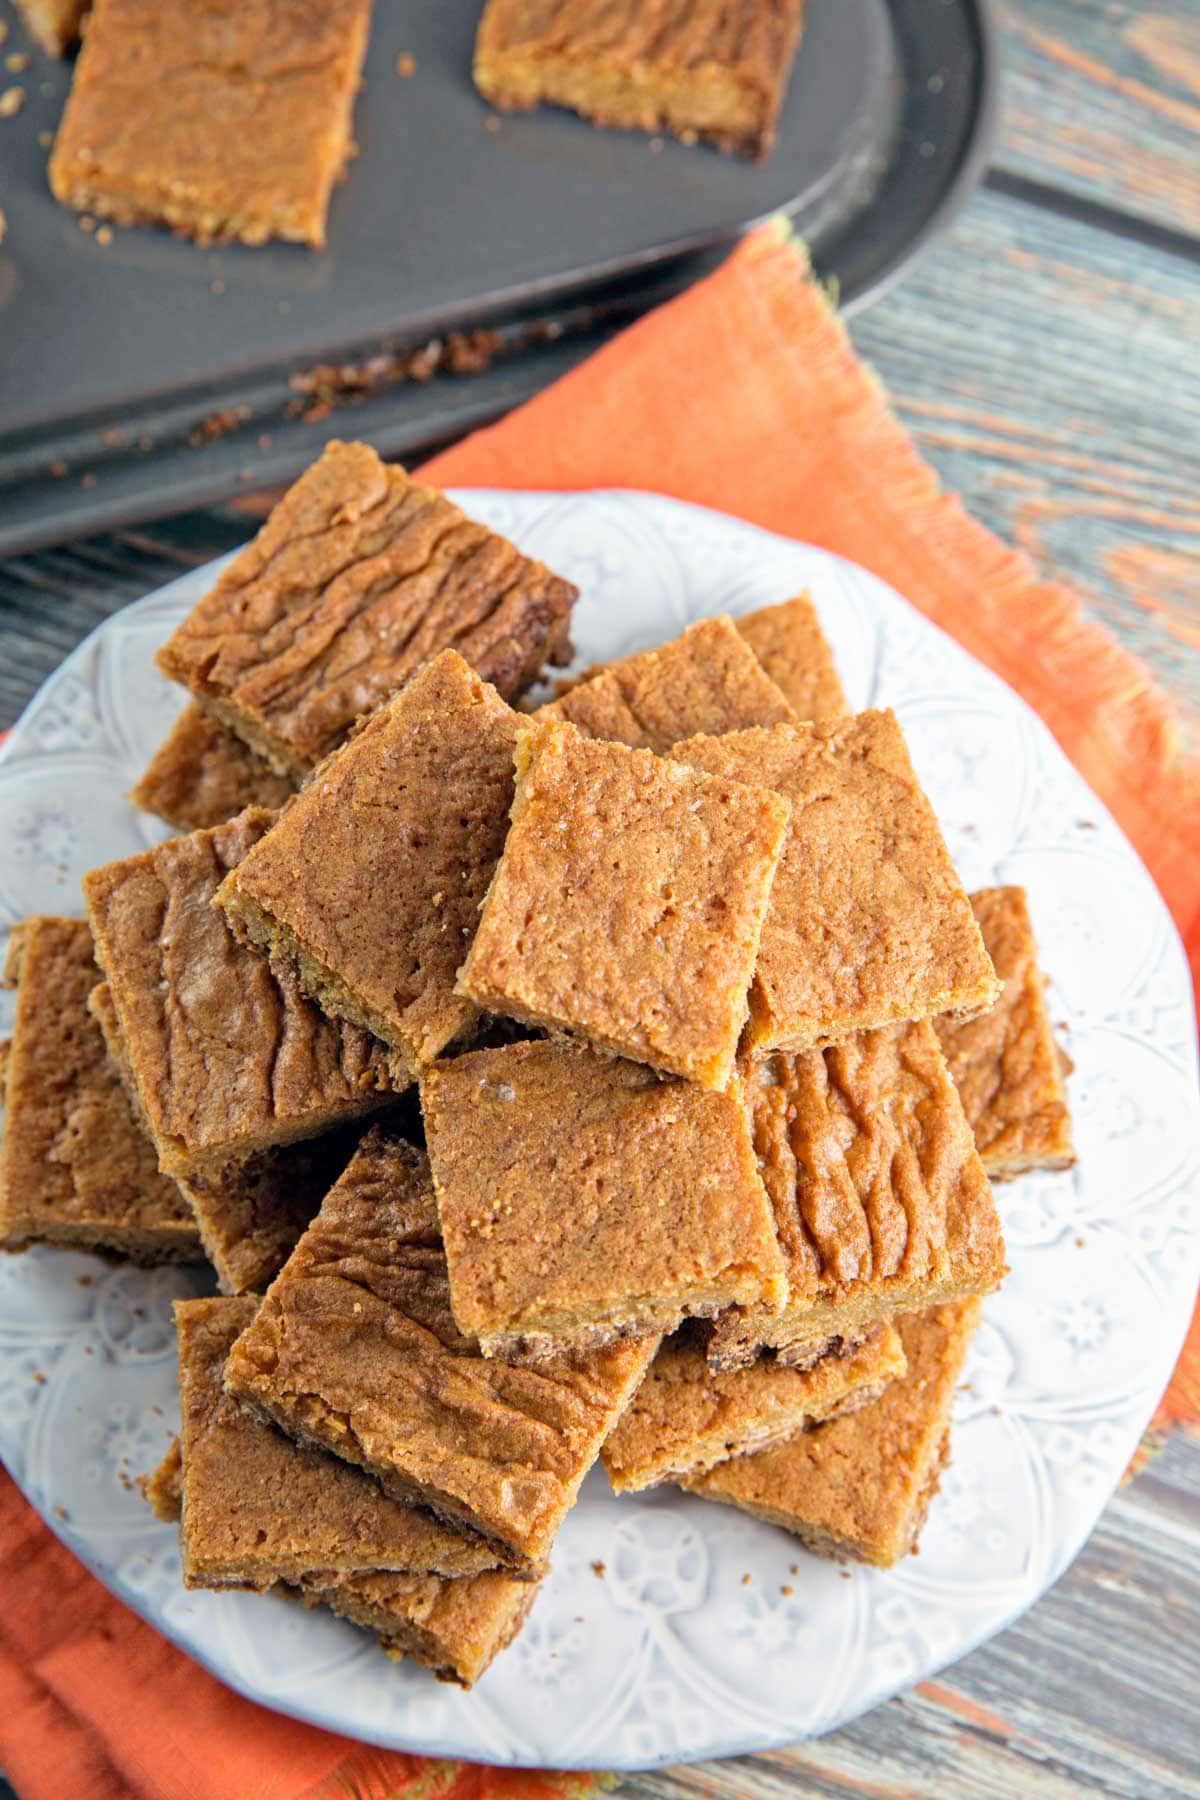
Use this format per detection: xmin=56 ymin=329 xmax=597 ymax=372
xmin=0 ymin=489 xmax=1197 ymax=1772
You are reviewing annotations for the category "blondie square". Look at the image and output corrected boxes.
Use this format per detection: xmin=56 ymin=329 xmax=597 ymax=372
xmin=16 ymin=0 xmax=87 ymax=54
xmin=457 ymin=720 xmax=790 ymax=1088
xmin=672 ymin=712 xmax=999 ymax=1055
xmin=708 ymin=1022 xmax=1005 ymax=1370
xmin=0 ymin=918 xmax=200 ymax=1262
xmin=734 ymin=595 xmax=847 ymax=722
xmin=176 ymin=1296 xmax=502 ymax=1587
xmin=147 ymin=1426 xmax=535 ymax=1688
xmin=216 ymin=651 xmax=520 ymax=1072
xmin=538 ymin=615 xmax=794 ymax=751
xmin=686 ymin=1302 xmax=982 ymax=1567
xmin=130 ymin=704 xmax=296 ymax=834
xmin=421 ymin=1038 xmax=787 ymax=1360
xmin=48 ymin=0 xmax=370 ymax=246
xmin=91 ymin=978 xmax=358 ymax=1293
xmin=83 ymin=809 xmax=405 ymax=1180
xmin=157 ymin=442 xmax=577 ymax=777
xmin=296 ymin=1565 xmax=540 ymax=1688
xmin=224 ymin=1128 xmax=657 ymax=1566
xmin=474 ymin=0 xmax=807 ymax=161
xmin=603 ymin=1321 xmax=905 ymax=1493
xmin=936 ymin=886 xmax=1075 ymax=1180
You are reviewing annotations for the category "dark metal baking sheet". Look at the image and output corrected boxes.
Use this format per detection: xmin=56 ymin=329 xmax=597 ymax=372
xmin=0 ymin=0 xmax=995 ymax=556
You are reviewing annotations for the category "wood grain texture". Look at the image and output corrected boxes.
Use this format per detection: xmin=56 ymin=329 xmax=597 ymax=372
xmin=849 ymin=186 xmax=1200 ymax=732
xmin=997 ymin=0 xmax=1200 ymax=238
xmin=615 ymin=1436 xmax=1200 ymax=1798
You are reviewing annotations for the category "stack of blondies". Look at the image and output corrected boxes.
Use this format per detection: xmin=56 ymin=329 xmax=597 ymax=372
xmin=0 ymin=441 xmax=1075 ymax=1688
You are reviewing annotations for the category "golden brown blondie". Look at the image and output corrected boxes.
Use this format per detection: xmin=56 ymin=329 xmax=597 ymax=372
xmin=49 ymin=0 xmax=370 ymax=246
xmin=0 ymin=918 xmax=200 ymax=1262
xmin=176 ymin=1297 xmax=502 ymax=1587
xmin=130 ymin=704 xmax=295 ymax=834
xmin=474 ymin=0 xmax=808 ymax=161
xmin=603 ymin=1322 xmax=904 ymax=1493
xmin=686 ymin=1302 xmax=982 ymax=1567
xmin=148 ymin=1425 xmax=536 ymax=1688
xmin=457 ymin=720 xmax=790 ymax=1089
xmin=88 ymin=979 xmax=355 ymax=1294
xmin=734 ymin=595 xmax=847 ymax=721
xmin=224 ymin=1128 xmax=656 ymax=1566
xmin=936 ymin=887 xmax=1075 ymax=1179
xmin=672 ymin=712 xmax=999 ymax=1055
xmin=295 ymin=1565 xmax=540 ymax=1688
xmin=157 ymin=442 xmax=577 ymax=777
xmin=216 ymin=651 xmax=520 ymax=1072
xmin=83 ymin=809 xmax=405 ymax=1179
xmin=537 ymin=615 xmax=794 ymax=750
xmin=708 ymin=1022 xmax=1005 ymax=1370
xmin=421 ymin=1038 xmax=787 ymax=1361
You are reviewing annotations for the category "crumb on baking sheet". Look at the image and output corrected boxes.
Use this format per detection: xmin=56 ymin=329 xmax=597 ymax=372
xmin=395 ymin=52 xmax=415 ymax=76
xmin=0 ymin=85 xmax=25 ymax=117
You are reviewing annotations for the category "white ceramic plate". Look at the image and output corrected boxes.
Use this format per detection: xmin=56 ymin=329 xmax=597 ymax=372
xmin=1 ymin=491 xmax=1197 ymax=1773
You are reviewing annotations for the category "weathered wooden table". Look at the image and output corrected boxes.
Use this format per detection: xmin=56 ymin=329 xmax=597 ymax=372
xmin=1 ymin=3 xmax=1196 ymax=1795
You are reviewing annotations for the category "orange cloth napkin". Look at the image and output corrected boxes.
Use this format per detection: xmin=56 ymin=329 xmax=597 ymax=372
xmin=2 ymin=219 xmax=1197 ymax=1800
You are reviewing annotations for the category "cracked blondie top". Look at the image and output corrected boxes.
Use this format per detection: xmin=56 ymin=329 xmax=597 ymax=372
xmin=224 ymin=1128 xmax=656 ymax=1566
xmin=421 ymin=1038 xmax=787 ymax=1361
xmin=936 ymin=886 xmax=1075 ymax=1180
xmin=708 ymin=1021 xmax=1004 ymax=1369
xmin=734 ymin=594 xmax=847 ymax=722
xmin=89 ymin=979 xmax=357 ymax=1294
xmin=0 ymin=918 xmax=200 ymax=1262
xmin=686 ymin=1301 xmax=982 ymax=1567
xmin=83 ymin=808 xmax=405 ymax=1178
xmin=672 ymin=711 xmax=999 ymax=1055
xmin=176 ymin=1296 xmax=502 ymax=1588
xmin=474 ymin=0 xmax=808 ymax=161
xmin=49 ymin=0 xmax=370 ymax=246
xmin=602 ymin=1321 xmax=905 ymax=1493
xmin=457 ymin=719 xmax=791 ymax=1088
xmin=157 ymin=442 xmax=577 ymax=777
xmin=537 ymin=615 xmax=794 ymax=751
xmin=217 ymin=651 xmax=520 ymax=1072
xmin=130 ymin=704 xmax=295 ymax=835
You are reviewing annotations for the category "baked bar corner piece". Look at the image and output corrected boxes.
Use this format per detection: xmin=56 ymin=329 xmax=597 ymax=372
xmin=297 ymin=1564 xmax=540 ymax=1689
xmin=685 ymin=1301 xmax=983 ymax=1568
xmin=474 ymin=0 xmax=808 ymax=162
xmin=224 ymin=1126 xmax=656 ymax=1567
xmin=672 ymin=709 xmax=999 ymax=1055
xmin=603 ymin=1321 xmax=905 ymax=1494
xmin=175 ymin=1295 xmax=501 ymax=1588
xmin=83 ymin=807 xmax=406 ymax=1180
xmin=734 ymin=594 xmax=848 ymax=722
xmin=48 ymin=0 xmax=370 ymax=245
xmin=937 ymin=886 xmax=1076 ymax=1180
xmin=216 ymin=649 xmax=520 ymax=1072
xmin=16 ymin=0 xmax=88 ymax=55
xmin=0 ymin=916 xmax=201 ymax=1262
xmin=457 ymin=719 xmax=791 ymax=1089
xmin=130 ymin=703 xmax=296 ymax=834
xmin=421 ymin=1037 xmax=787 ymax=1361
xmin=537 ymin=614 xmax=796 ymax=751
xmin=155 ymin=440 xmax=577 ymax=778
xmin=708 ymin=1020 xmax=1005 ymax=1370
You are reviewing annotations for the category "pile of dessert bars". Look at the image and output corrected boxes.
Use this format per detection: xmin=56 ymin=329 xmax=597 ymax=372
xmin=0 ymin=441 xmax=1076 ymax=1688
